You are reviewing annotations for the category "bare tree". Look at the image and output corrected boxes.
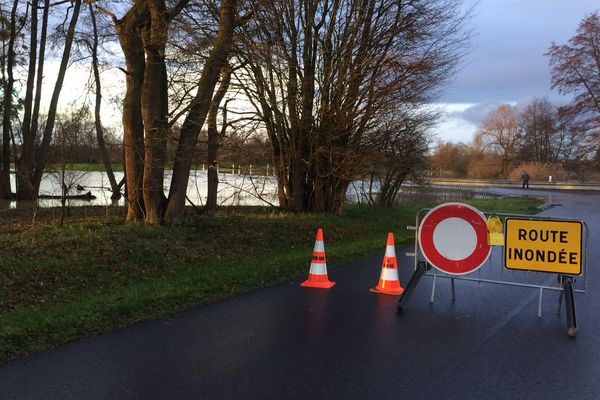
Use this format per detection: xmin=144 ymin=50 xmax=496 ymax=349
xmin=205 ymin=65 xmax=232 ymax=216
xmin=364 ymin=113 xmax=431 ymax=207
xmin=556 ymin=105 xmax=596 ymax=163
xmin=237 ymin=0 xmax=469 ymax=213
xmin=107 ymin=2 xmax=147 ymax=222
xmin=51 ymin=107 xmax=92 ymax=225
xmin=101 ymin=0 xmax=240 ymax=224
xmin=163 ymin=0 xmax=239 ymax=224
xmin=0 ymin=0 xmax=19 ymax=198
xmin=547 ymin=11 xmax=600 ymax=158
xmin=475 ymin=104 xmax=520 ymax=177
xmin=16 ymin=0 xmax=82 ymax=200
xmin=518 ymin=98 xmax=561 ymax=163
xmin=87 ymin=3 xmax=121 ymax=199
xmin=430 ymin=140 xmax=469 ymax=177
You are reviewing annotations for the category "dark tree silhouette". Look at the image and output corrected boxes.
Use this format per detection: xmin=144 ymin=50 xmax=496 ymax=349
xmin=547 ymin=11 xmax=600 ymax=158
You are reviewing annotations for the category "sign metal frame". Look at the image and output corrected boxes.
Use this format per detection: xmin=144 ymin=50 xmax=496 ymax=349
xmin=399 ymin=205 xmax=589 ymax=337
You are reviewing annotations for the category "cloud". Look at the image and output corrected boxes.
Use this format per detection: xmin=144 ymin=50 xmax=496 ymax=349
xmin=432 ymin=94 xmax=568 ymax=145
xmin=431 ymin=100 xmax=519 ymax=144
xmin=448 ymin=101 xmax=502 ymax=125
xmin=430 ymin=103 xmax=479 ymax=144
xmin=439 ymin=0 xmax=599 ymax=104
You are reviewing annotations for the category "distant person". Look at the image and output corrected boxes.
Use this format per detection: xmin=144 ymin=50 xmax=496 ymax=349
xmin=522 ymin=172 xmax=530 ymax=189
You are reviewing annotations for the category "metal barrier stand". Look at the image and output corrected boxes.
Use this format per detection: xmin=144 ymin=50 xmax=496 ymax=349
xmin=560 ymin=275 xmax=577 ymax=337
xmin=397 ymin=207 xmax=588 ymax=337
xmin=397 ymin=261 xmax=428 ymax=313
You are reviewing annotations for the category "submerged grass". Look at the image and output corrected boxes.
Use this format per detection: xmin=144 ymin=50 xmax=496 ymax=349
xmin=0 ymin=196 xmax=542 ymax=363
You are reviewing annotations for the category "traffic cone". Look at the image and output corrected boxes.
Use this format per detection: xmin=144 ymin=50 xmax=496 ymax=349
xmin=300 ymin=228 xmax=335 ymax=289
xmin=370 ymin=232 xmax=404 ymax=295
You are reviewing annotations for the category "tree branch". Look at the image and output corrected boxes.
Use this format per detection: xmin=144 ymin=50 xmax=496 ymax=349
xmin=95 ymin=5 xmax=117 ymax=24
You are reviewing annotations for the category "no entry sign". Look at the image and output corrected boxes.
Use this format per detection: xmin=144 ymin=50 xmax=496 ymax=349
xmin=418 ymin=202 xmax=491 ymax=275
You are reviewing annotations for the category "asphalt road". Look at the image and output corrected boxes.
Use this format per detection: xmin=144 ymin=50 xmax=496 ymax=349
xmin=1 ymin=187 xmax=599 ymax=399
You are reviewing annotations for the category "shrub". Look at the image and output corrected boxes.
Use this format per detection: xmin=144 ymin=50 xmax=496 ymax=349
xmin=467 ymin=154 xmax=503 ymax=179
xmin=508 ymin=162 xmax=568 ymax=181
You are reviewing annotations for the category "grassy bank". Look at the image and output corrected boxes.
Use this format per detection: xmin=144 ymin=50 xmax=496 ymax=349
xmin=47 ymin=163 xmax=267 ymax=174
xmin=0 ymin=197 xmax=542 ymax=363
xmin=47 ymin=163 xmax=125 ymax=172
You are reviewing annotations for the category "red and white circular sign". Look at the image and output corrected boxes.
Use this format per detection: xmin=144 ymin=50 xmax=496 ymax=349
xmin=418 ymin=202 xmax=491 ymax=275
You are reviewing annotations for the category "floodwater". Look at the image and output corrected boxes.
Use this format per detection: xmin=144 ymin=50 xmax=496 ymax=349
xmin=0 ymin=170 xmax=279 ymax=210
xmin=0 ymin=172 xmax=494 ymax=210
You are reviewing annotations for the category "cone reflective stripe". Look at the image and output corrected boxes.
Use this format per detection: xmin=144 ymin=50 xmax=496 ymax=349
xmin=383 ymin=243 xmax=397 ymax=268
xmin=379 ymin=266 xmax=400 ymax=282
xmin=370 ymin=232 xmax=404 ymax=295
xmin=301 ymin=228 xmax=335 ymax=289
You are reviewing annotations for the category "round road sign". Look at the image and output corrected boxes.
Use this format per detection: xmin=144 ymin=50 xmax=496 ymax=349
xmin=418 ymin=202 xmax=491 ymax=275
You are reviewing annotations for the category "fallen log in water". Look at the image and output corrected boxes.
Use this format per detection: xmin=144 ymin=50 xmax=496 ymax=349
xmin=38 ymin=191 xmax=97 ymax=200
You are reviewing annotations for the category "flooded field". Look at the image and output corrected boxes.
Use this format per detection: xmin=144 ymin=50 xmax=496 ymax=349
xmin=0 ymin=170 xmax=279 ymax=210
xmin=0 ymin=171 xmax=498 ymax=210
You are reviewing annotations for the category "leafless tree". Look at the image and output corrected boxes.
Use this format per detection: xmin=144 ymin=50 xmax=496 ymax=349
xmin=100 ymin=0 xmax=240 ymax=224
xmin=547 ymin=11 xmax=600 ymax=160
xmin=475 ymin=104 xmax=520 ymax=177
xmin=85 ymin=3 xmax=121 ymax=199
xmin=205 ymin=65 xmax=231 ymax=216
xmin=236 ymin=0 xmax=470 ymax=213
xmin=0 ymin=0 xmax=20 ymax=198
xmin=430 ymin=140 xmax=470 ymax=177
xmin=15 ymin=0 xmax=82 ymax=200
xmin=518 ymin=98 xmax=561 ymax=163
xmin=363 ymin=112 xmax=431 ymax=207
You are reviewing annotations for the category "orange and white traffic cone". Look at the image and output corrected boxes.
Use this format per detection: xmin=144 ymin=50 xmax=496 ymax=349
xmin=301 ymin=228 xmax=335 ymax=289
xmin=370 ymin=232 xmax=404 ymax=295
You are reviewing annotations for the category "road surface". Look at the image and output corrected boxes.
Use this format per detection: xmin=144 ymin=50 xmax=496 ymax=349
xmin=1 ymin=187 xmax=599 ymax=399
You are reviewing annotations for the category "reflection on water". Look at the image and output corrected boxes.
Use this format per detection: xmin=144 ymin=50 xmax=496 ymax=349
xmin=347 ymin=181 xmax=499 ymax=206
xmin=0 ymin=170 xmax=280 ymax=210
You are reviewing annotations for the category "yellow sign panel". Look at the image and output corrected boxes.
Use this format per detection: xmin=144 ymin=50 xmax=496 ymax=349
xmin=487 ymin=216 xmax=504 ymax=246
xmin=504 ymin=218 xmax=583 ymax=275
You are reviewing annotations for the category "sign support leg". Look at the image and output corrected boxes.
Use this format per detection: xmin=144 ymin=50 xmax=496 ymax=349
xmin=451 ymin=278 xmax=456 ymax=302
xmin=537 ymin=287 xmax=543 ymax=318
xmin=430 ymin=272 xmax=437 ymax=304
xmin=562 ymin=276 xmax=577 ymax=337
xmin=557 ymin=292 xmax=563 ymax=314
xmin=557 ymin=275 xmax=564 ymax=315
xmin=397 ymin=261 xmax=428 ymax=313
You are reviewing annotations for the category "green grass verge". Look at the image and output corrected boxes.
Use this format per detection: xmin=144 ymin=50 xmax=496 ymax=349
xmin=466 ymin=196 xmax=545 ymax=214
xmin=47 ymin=163 xmax=125 ymax=172
xmin=0 ymin=196 xmax=542 ymax=363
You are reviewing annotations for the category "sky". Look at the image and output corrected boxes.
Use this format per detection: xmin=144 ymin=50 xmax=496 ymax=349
xmin=41 ymin=1 xmax=600 ymax=145
xmin=432 ymin=0 xmax=600 ymax=144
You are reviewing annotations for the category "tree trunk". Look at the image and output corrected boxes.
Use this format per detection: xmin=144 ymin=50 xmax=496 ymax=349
xmin=115 ymin=3 xmax=147 ymax=222
xmin=331 ymin=178 xmax=349 ymax=214
xmin=140 ymin=0 xmax=170 ymax=224
xmin=0 ymin=0 xmax=19 ymax=198
xmin=89 ymin=4 xmax=120 ymax=199
xmin=163 ymin=0 xmax=237 ymax=225
xmin=205 ymin=66 xmax=231 ymax=216
xmin=30 ymin=0 xmax=48 ymax=164
xmin=31 ymin=0 xmax=82 ymax=196
xmin=246 ymin=61 xmax=290 ymax=209
xmin=15 ymin=0 xmax=39 ymax=199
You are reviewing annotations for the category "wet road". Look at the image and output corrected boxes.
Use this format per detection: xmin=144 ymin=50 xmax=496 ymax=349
xmin=1 ymin=188 xmax=599 ymax=399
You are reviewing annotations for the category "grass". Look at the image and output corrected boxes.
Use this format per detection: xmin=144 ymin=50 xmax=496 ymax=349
xmin=46 ymin=163 xmax=269 ymax=174
xmin=467 ymin=196 xmax=545 ymax=214
xmin=47 ymin=163 xmax=125 ymax=172
xmin=0 ymin=196 xmax=542 ymax=363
